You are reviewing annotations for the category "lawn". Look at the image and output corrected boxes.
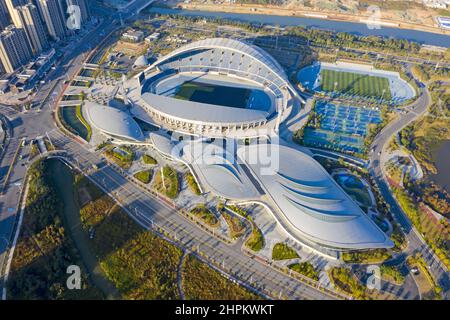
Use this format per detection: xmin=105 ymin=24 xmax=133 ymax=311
xmin=328 ymin=267 xmax=366 ymax=299
xmin=75 ymin=175 xmax=183 ymax=299
xmin=321 ymin=69 xmax=392 ymax=100
xmin=341 ymin=249 xmax=391 ymax=264
xmin=174 ymin=81 xmax=251 ymax=109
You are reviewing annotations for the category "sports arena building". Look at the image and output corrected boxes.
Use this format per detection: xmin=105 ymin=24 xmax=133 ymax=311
xmin=127 ymin=38 xmax=301 ymax=138
xmin=85 ymin=38 xmax=393 ymax=256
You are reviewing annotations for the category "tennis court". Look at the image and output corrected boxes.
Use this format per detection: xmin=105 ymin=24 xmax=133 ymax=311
xmin=302 ymin=101 xmax=382 ymax=154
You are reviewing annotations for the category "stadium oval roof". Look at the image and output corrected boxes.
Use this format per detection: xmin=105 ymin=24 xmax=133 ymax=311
xmin=238 ymin=144 xmax=393 ymax=250
xmin=145 ymin=38 xmax=293 ymax=91
xmin=142 ymin=92 xmax=269 ymax=125
xmin=85 ymin=102 xmax=144 ymax=142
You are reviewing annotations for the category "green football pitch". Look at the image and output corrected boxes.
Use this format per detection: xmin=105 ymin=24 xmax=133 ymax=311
xmin=321 ymin=70 xmax=392 ymax=100
xmin=174 ymin=81 xmax=251 ymax=108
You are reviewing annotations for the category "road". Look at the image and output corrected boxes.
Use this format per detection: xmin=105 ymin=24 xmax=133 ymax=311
xmin=0 ymin=0 xmax=338 ymax=301
xmin=0 ymin=0 xmax=154 ymax=296
xmin=1 ymin=0 xmax=448 ymax=300
xmin=368 ymin=79 xmax=450 ymax=299
xmin=46 ymin=129 xmax=336 ymax=300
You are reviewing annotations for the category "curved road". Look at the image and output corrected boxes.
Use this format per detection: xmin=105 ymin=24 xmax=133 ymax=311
xmin=368 ymin=77 xmax=450 ymax=298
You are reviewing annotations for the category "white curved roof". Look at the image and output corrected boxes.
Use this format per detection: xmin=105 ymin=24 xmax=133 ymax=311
xmin=142 ymin=92 xmax=269 ymax=125
xmin=149 ymin=38 xmax=286 ymax=76
xmin=238 ymin=144 xmax=393 ymax=250
xmin=144 ymin=38 xmax=299 ymax=98
xmin=85 ymin=102 xmax=144 ymax=142
xmin=181 ymin=140 xmax=260 ymax=200
xmin=134 ymin=55 xmax=148 ymax=67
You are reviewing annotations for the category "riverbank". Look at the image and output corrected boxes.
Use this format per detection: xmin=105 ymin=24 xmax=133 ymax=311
xmin=176 ymin=3 xmax=450 ymax=38
xmin=431 ymin=140 xmax=450 ymax=193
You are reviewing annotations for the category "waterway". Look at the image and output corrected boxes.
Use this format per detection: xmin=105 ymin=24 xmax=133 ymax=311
xmin=46 ymin=159 xmax=121 ymax=299
xmin=147 ymin=7 xmax=450 ymax=47
xmin=431 ymin=140 xmax=450 ymax=193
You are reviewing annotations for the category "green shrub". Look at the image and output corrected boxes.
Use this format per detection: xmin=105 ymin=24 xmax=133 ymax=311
xmin=289 ymin=262 xmax=319 ymax=281
xmin=185 ymin=172 xmax=201 ymax=195
xmin=272 ymin=243 xmax=299 ymax=260
xmin=142 ymin=154 xmax=157 ymax=165
xmin=190 ymin=204 xmax=219 ymax=227
xmin=380 ymin=265 xmax=405 ymax=285
xmin=133 ymin=170 xmax=153 ymax=184
xmin=342 ymin=249 xmax=391 ymax=264
xmin=245 ymin=223 xmax=264 ymax=252
xmin=153 ymin=166 xmax=179 ymax=199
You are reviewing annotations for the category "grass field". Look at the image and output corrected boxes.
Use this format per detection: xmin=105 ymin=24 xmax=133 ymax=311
xmin=174 ymin=81 xmax=251 ymax=108
xmin=321 ymin=70 xmax=392 ymax=100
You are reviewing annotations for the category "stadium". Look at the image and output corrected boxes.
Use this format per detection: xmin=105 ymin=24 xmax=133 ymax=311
xmin=127 ymin=38 xmax=301 ymax=138
xmin=86 ymin=38 xmax=393 ymax=255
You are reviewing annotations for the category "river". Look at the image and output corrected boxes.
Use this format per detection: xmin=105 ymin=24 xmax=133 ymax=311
xmin=146 ymin=7 xmax=450 ymax=47
xmin=431 ymin=140 xmax=450 ymax=193
xmin=46 ymin=159 xmax=121 ymax=299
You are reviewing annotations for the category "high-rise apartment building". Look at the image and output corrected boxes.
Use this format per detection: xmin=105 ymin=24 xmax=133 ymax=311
xmin=16 ymin=3 xmax=49 ymax=54
xmin=0 ymin=24 xmax=32 ymax=73
xmin=0 ymin=1 xmax=11 ymax=30
xmin=4 ymin=0 xmax=28 ymax=27
xmin=36 ymin=0 xmax=67 ymax=41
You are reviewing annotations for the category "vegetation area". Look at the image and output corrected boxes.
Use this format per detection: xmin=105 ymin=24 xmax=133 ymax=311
xmin=271 ymin=243 xmax=299 ymax=261
xmin=225 ymin=204 xmax=250 ymax=218
xmin=288 ymin=262 xmax=319 ymax=281
xmin=181 ymin=254 xmax=260 ymax=300
xmin=75 ymin=174 xmax=182 ymax=299
xmin=58 ymin=106 xmax=91 ymax=142
xmin=104 ymin=146 xmax=134 ymax=169
xmin=7 ymin=160 xmax=101 ymax=299
xmin=245 ymin=222 xmax=265 ymax=252
xmin=342 ymin=249 xmax=391 ymax=264
xmin=380 ymin=265 xmax=405 ymax=285
xmin=190 ymin=204 xmax=219 ymax=228
xmin=412 ymin=65 xmax=449 ymax=83
xmin=133 ymin=169 xmax=153 ymax=184
xmin=153 ymin=166 xmax=179 ymax=199
xmin=329 ymin=267 xmax=366 ymax=299
xmin=397 ymin=82 xmax=450 ymax=216
xmin=222 ymin=211 xmax=246 ymax=240
xmin=407 ymin=254 xmax=443 ymax=299
xmin=142 ymin=154 xmax=158 ymax=165
xmin=392 ymin=187 xmax=449 ymax=269
xmin=185 ymin=172 xmax=201 ymax=195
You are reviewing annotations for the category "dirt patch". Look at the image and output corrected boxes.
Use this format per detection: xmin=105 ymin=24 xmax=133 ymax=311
xmin=112 ymin=40 xmax=148 ymax=57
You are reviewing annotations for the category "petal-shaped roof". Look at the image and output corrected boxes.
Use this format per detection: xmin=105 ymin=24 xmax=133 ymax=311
xmin=238 ymin=144 xmax=393 ymax=250
xmin=85 ymin=102 xmax=144 ymax=142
